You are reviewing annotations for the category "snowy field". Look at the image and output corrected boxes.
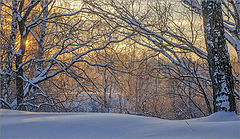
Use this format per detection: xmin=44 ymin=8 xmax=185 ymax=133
xmin=0 ymin=109 xmax=239 ymax=139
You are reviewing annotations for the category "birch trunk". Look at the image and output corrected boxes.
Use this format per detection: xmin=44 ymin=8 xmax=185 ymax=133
xmin=0 ymin=0 xmax=2 ymax=107
xmin=202 ymin=0 xmax=236 ymax=112
xmin=32 ymin=0 xmax=48 ymax=96
xmin=1 ymin=0 xmax=18 ymax=108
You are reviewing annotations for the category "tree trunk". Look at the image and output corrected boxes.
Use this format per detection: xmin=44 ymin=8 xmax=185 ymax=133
xmin=15 ymin=0 xmax=40 ymax=109
xmin=16 ymin=17 xmax=28 ymax=109
xmin=202 ymin=0 xmax=236 ymax=112
xmin=32 ymin=0 xmax=48 ymax=96
xmin=0 ymin=0 xmax=3 ymax=107
xmin=16 ymin=33 xmax=27 ymax=109
xmin=1 ymin=0 xmax=18 ymax=108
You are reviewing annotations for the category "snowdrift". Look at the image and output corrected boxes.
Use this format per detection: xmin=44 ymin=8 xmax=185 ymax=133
xmin=0 ymin=109 xmax=239 ymax=139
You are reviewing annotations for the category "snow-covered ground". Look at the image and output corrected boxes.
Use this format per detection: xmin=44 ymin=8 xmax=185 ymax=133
xmin=0 ymin=109 xmax=239 ymax=139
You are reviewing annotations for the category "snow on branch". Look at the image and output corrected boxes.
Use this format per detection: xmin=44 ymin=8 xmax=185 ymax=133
xmin=83 ymin=0 xmax=210 ymax=87
xmin=0 ymin=98 xmax=11 ymax=109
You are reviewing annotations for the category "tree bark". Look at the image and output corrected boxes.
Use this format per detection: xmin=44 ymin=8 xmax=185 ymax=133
xmin=16 ymin=0 xmax=40 ymax=109
xmin=0 ymin=0 xmax=2 ymax=107
xmin=31 ymin=0 xmax=48 ymax=96
xmin=202 ymin=0 xmax=236 ymax=112
xmin=1 ymin=0 xmax=18 ymax=108
xmin=16 ymin=27 xmax=27 ymax=108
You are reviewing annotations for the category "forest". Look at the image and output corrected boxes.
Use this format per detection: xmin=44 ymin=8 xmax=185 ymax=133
xmin=0 ymin=0 xmax=240 ymax=120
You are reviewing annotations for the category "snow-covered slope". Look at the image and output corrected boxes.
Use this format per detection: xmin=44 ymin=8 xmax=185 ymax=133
xmin=0 ymin=109 xmax=239 ymax=139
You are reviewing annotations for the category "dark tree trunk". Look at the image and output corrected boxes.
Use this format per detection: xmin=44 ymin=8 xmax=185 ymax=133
xmin=16 ymin=32 xmax=27 ymax=109
xmin=16 ymin=55 xmax=24 ymax=107
xmin=15 ymin=0 xmax=39 ymax=109
xmin=202 ymin=0 xmax=236 ymax=112
xmin=16 ymin=17 xmax=28 ymax=109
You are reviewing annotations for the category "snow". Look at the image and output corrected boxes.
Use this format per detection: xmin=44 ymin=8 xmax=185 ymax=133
xmin=197 ymin=111 xmax=239 ymax=122
xmin=0 ymin=109 xmax=239 ymax=139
